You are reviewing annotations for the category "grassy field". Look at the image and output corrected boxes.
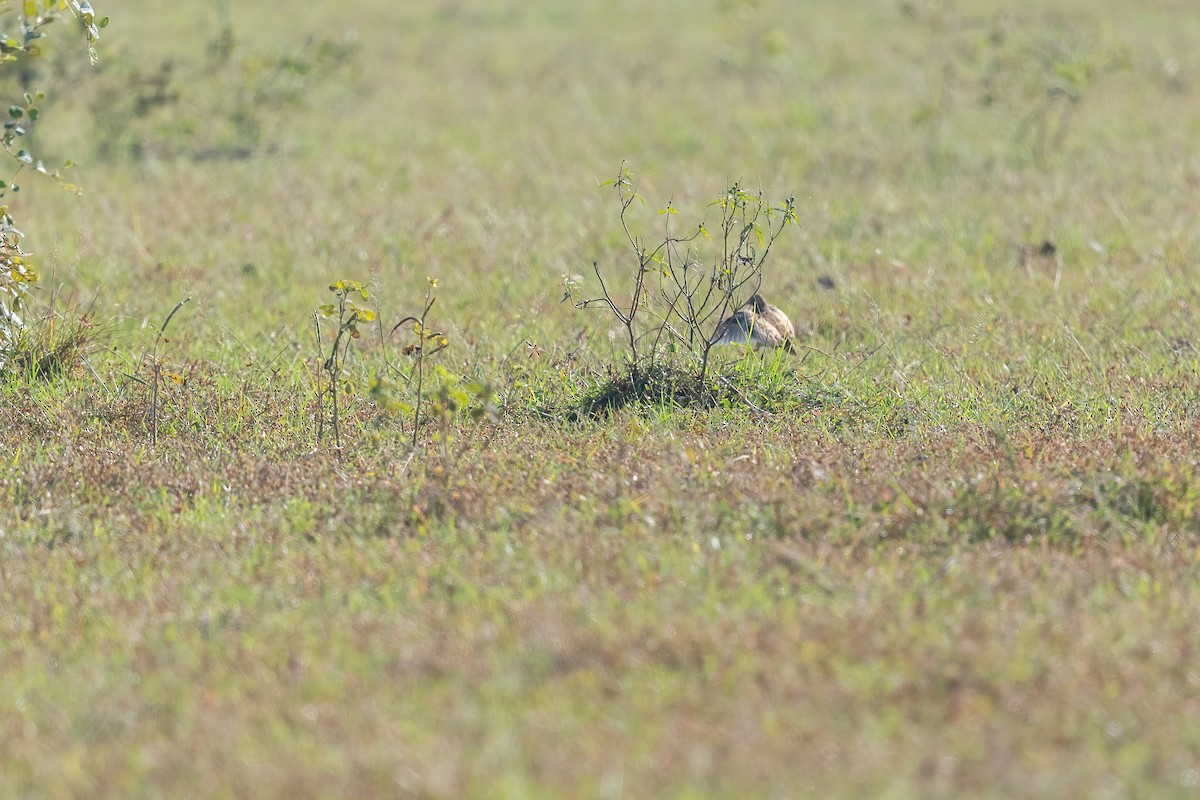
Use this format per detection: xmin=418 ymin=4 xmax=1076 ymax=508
xmin=3 ymin=0 xmax=1200 ymax=797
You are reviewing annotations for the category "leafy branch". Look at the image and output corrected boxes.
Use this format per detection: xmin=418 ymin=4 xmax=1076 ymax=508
xmin=0 ymin=0 xmax=106 ymax=355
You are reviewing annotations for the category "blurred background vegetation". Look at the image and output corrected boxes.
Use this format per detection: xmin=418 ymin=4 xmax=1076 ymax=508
xmin=13 ymin=0 xmax=1198 ymax=342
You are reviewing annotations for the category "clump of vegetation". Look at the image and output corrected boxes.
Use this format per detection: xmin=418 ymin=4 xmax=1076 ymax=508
xmin=0 ymin=290 xmax=100 ymax=380
xmin=573 ymin=361 xmax=719 ymax=418
xmin=563 ymin=163 xmax=800 ymax=409
xmin=314 ymin=277 xmax=490 ymax=460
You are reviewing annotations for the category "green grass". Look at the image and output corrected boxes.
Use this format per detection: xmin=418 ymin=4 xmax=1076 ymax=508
xmin=3 ymin=0 xmax=1200 ymax=797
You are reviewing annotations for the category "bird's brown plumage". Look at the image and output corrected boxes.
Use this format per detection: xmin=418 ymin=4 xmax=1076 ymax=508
xmin=709 ymin=293 xmax=796 ymax=353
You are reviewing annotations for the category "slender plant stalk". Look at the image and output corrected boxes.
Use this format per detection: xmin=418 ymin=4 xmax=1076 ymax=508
xmin=313 ymin=312 xmax=324 ymax=447
xmin=149 ymin=297 xmax=191 ymax=446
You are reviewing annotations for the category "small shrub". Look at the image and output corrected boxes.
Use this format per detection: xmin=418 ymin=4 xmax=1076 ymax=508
xmin=563 ymin=163 xmax=799 ymax=389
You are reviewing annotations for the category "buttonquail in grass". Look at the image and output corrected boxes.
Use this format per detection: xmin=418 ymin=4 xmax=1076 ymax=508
xmin=708 ymin=293 xmax=796 ymax=354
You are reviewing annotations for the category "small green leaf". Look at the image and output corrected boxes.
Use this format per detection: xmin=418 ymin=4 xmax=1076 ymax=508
xmin=8 ymin=106 xmax=23 ymax=118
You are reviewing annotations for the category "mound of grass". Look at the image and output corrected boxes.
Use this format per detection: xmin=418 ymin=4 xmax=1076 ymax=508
xmin=563 ymin=349 xmax=852 ymax=421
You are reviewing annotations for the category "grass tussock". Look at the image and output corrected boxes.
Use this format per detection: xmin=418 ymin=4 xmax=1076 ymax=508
xmin=0 ymin=295 xmax=105 ymax=382
xmin=565 ymin=352 xmax=853 ymax=421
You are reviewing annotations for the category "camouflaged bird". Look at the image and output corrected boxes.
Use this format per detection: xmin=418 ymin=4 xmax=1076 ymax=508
xmin=708 ymin=293 xmax=796 ymax=354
